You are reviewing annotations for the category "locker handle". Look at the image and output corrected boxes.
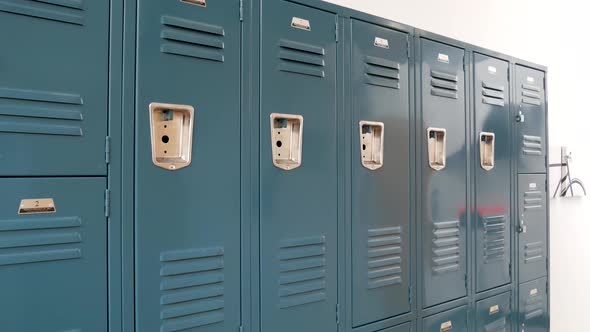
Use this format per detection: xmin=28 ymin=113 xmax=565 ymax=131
xmin=270 ymin=113 xmax=303 ymax=171
xmin=149 ymin=102 xmax=195 ymax=171
xmin=517 ymin=218 xmax=525 ymax=233
xmin=479 ymin=132 xmax=495 ymax=171
xmin=359 ymin=121 xmax=384 ymax=170
xmin=427 ymin=127 xmax=446 ymax=171
xmin=516 ymin=110 xmax=525 ymax=123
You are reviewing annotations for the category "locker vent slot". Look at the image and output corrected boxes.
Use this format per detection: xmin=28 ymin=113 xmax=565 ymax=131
xmin=160 ymin=246 xmax=225 ymax=331
xmin=524 ymin=241 xmax=544 ymax=264
xmin=523 ymin=190 xmax=543 ymax=210
xmin=364 ymin=56 xmax=401 ymax=89
xmin=278 ymin=235 xmax=327 ymax=308
xmin=366 ymin=226 xmax=402 ymax=289
xmin=483 ymin=317 xmax=507 ymax=332
xmin=160 ymin=15 xmax=225 ymax=62
xmin=0 ymin=87 xmax=83 ymax=136
xmin=521 ymin=84 xmax=542 ymax=106
xmin=0 ymin=216 xmax=82 ymax=266
xmin=430 ymin=70 xmax=458 ymax=99
xmin=522 ymin=135 xmax=542 ymax=156
xmin=482 ymin=81 xmax=505 ymax=107
xmin=277 ymin=39 xmax=326 ymax=78
xmin=0 ymin=0 xmax=85 ymax=25
xmin=524 ymin=293 xmax=544 ymax=321
xmin=432 ymin=220 xmax=461 ymax=275
xmin=483 ymin=215 xmax=506 ymax=263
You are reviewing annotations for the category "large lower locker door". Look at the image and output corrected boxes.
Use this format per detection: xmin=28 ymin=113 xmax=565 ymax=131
xmin=423 ymin=306 xmax=468 ymax=332
xmin=421 ymin=39 xmax=468 ymax=308
xmin=473 ymin=54 xmax=511 ymax=292
xmin=518 ymin=175 xmax=547 ymax=283
xmin=475 ymin=292 xmax=511 ymax=332
xmin=351 ymin=20 xmax=411 ymax=326
xmin=519 ymin=277 xmax=548 ymax=332
xmin=0 ymin=1 xmax=108 ymax=176
xmin=135 ymin=2 xmax=241 ymax=332
xmin=0 ymin=178 xmax=106 ymax=331
xmin=515 ymin=66 xmax=546 ymax=174
xmin=260 ymin=2 xmax=338 ymax=332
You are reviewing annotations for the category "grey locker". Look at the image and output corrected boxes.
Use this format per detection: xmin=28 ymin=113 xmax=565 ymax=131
xmin=515 ymin=66 xmax=546 ymax=174
xmin=420 ymin=39 xmax=468 ymax=308
xmin=351 ymin=19 xmax=411 ymax=326
xmin=519 ymin=277 xmax=548 ymax=332
xmin=0 ymin=178 xmax=106 ymax=331
xmin=475 ymin=292 xmax=511 ymax=332
xmin=423 ymin=305 xmax=468 ymax=332
xmin=260 ymin=1 xmax=338 ymax=332
xmin=0 ymin=1 xmax=109 ymax=176
xmin=134 ymin=1 xmax=242 ymax=332
xmin=473 ymin=54 xmax=511 ymax=292
xmin=518 ymin=174 xmax=547 ymax=283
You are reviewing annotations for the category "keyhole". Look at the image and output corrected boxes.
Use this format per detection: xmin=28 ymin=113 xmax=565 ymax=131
xmin=162 ymin=135 xmax=170 ymax=143
xmin=362 ymin=144 xmax=366 ymax=151
xmin=276 ymin=140 xmax=282 ymax=148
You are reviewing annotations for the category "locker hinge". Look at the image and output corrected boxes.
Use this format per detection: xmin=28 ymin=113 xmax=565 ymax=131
xmin=239 ymin=0 xmax=243 ymax=22
xmin=104 ymin=189 xmax=111 ymax=218
xmin=406 ymin=36 xmax=410 ymax=58
xmin=509 ymin=263 xmax=512 ymax=277
xmin=463 ymin=55 xmax=467 ymax=70
xmin=335 ymin=21 xmax=339 ymax=42
xmin=408 ymin=286 xmax=413 ymax=304
xmin=464 ymin=273 xmax=468 ymax=289
xmin=105 ymin=136 xmax=111 ymax=164
xmin=336 ymin=303 xmax=340 ymax=325
xmin=546 ymin=280 xmax=549 ymax=292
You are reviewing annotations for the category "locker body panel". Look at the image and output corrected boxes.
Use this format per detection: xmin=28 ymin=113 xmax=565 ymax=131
xmin=475 ymin=292 xmax=511 ymax=332
xmin=134 ymin=1 xmax=242 ymax=332
xmin=518 ymin=174 xmax=547 ymax=283
xmin=0 ymin=2 xmax=109 ymax=176
xmin=351 ymin=19 xmax=411 ymax=326
xmin=420 ymin=39 xmax=468 ymax=308
xmin=379 ymin=321 xmax=413 ymax=332
xmin=423 ymin=305 xmax=468 ymax=332
xmin=0 ymin=178 xmax=106 ymax=331
xmin=519 ymin=277 xmax=548 ymax=332
xmin=473 ymin=54 xmax=511 ymax=292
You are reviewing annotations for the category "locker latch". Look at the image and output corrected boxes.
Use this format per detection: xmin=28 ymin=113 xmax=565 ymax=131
xmin=517 ymin=215 xmax=526 ymax=233
xmin=479 ymin=132 xmax=495 ymax=171
xmin=270 ymin=113 xmax=303 ymax=171
xmin=359 ymin=121 xmax=384 ymax=170
xmin=149 ymin=102 xmax=195 ymax=171
xmin=427 ymin=127 xmax=446 ymax=171
xmin=516 ymin=109 xmax=525 ymax=123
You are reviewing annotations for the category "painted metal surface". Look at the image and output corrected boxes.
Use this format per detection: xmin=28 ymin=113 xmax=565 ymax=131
xmin=0 ymin=178 xmax=106 ymax=331
xmin=519 ymin=277 xmax=548 ymax=332
xmin=423 ymin=305 xmax=468 ymax=332
xmin=475 ymin=291 xmax=511 ymax=332
xmin=259 ymin=1 xmax=338 ymax=331
xmin=350 ymin=19 xmax=411 ymax=326
xmin=0 ymin=1 xmax=109 ymax=176
xmin=420 ymin=38 xmax=468 ymax=308
xmin=133 ymin=1 xmax=242 ymax=331
xmin=379 ymin=321 xmax=414 ymax=332
xmin=518 ymin=174 xmax=547 ymax=283
xmin=473 ymin=54 xmax=511 ymax=293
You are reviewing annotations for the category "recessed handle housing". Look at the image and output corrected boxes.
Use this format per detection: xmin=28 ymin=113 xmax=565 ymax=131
xmin=149 ymin=102 xmax=195 ymax=171
xmin=359 ymin=121 xmax=384 ymax=170
xmin=427 ymin=127 xmax=446 ymax=171
xmin=480 ymin=132 xmax=495 ymax=171
xmin=270 ymin=113 xmax=303 ymax=171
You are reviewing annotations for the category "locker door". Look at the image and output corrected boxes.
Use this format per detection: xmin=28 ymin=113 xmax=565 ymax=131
xmin=380 ymin=322 xmax=413 ymax=332
xmin=515 ymin=66 xmax=546 ymax=174
xmin=0 ymin=178 xmax=106 ymax=331
xmin=260 ymin=2 xmax=338 ymax=332
xmin=519 ymin=277 xmax=548 ymax=332
xmin=0 ymin=1 xmax=109 ymax=176
xmin=351 ymin=20 xmax=411 ymax=326
xmin=420 ymin=39 xmax=468 ymax=308
xmin=134 ymin=2 xmax=241 ymax=332
xmin=423 ymin=306 xmax=468 ymax=332
xmin=475 ymin=292 xmax=511 ymax=332
xmin=473 ymin=54 xmax=511 ymax=292
xmin=518 ymin=175 xmax=547 ymax=283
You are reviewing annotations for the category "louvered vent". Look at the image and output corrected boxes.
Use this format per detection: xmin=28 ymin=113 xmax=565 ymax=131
xmin=364 ymin=56 xmax=401 ymax=89
xmin=483 ymin=215 xmax=506 ymax=264
xmin=524 ymin=292 xmax=544 ymax=321
xmin=521 ymin=84 xmax=542 ymax=106
xmin=522 ymin=135 xmax=542 ymax=156
xmin=482 ymin=81 xmax=505 ymax=107
xmin=523 ymin=190 xmax=543 ymax=210
xmin=0 ymin=0 xmax=85 ymax=25
xmin=160 ymin=15 xmax=225 ymax=62
xmin=278 ymin=235 xmax=327 ymax=308
xmin=367 ymin=226 xmax=402 ymax=289
xmin=430 ymin=70 xmax=458 ymax=99
xmin=484 ymin=317 xmax=507 ymax=332
xmin=432 ymin=220 xmax=461 ymax=275
xmin=160 ymin=247 xmax=225 ymax=332
xmin=277 ymin=39 xmax=326 ymax=78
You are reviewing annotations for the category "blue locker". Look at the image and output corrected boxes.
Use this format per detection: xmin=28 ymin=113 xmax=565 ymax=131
xmin=518 ymin=174 xmax=547 ymax=283
xmin=0 ymin=1 xmax=109 ymax=176
xmin=260 ymin=1 xmax=338 ymax=331
xmin=134 ymin=1 xmax=242 ymax=331
xmin=380 ymin=321 xmax=413 ymax=332
xmin=475 ymin=292 xmax=511 ymax=332
xmin=473 ymin=54 xmax=511 ymax=292
xmin=515 ymin=66 xmax=546 ymax=174
xmin=0 ymin=178 xmax=106 ymax=331
xmin=420 ymin=39 xmax=468 ymax=308
xmin=423 ymin=306 xmax=468 ymax=332
xmin=519 ymin=277 xmax=548 ymax=332
xmin=350 ymin=19 xmax=411 ymax=326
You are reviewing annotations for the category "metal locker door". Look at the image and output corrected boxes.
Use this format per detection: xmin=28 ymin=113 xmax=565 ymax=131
xmin=475 ymin=292 xmax=511 ymax=332
xmin=473 ymin=54 xmax=511 ymax=292
xmin=515 ymin=66 xmax=546 ymax=174
xmin=518 ymin=174 xmax=547 ymax=283
xmin=260 ymin=1 xmax=338 ymax=332
xmin=0 ymin=178 xmax=106 ymax=331
xmin=351 ymin=19 xmax=411 ymax=326
xmin=519 ymin=277 xmax=548 ymax=332
xmin=420 ymin=39 xmax=468 ymax=308
xmin=379 ymin=322 xmax=413 ymax=332
xmin=0 ymin=1 xmax=108 ymax=176
xmin=135 ymin=1 xmax=241 ymax=332
xmin=423 ymin=306 xmax=468 ymax=332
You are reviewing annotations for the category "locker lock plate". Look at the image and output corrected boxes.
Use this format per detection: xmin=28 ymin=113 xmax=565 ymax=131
xmin=270 ymin=113 xmax=303 ymax=171
xmin=149 ymin=102 xmax=195 ymax=171
xmin=359 ymin=121 xmax=384 ymax=170
xmin=427 ymin=127 xmax=446 ymax=171
xmin=479 ymin=132 xmax=495 ymax=171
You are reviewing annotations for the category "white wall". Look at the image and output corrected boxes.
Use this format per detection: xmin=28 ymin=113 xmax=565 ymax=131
xmin=323 ymin=0 xmax=590 ymax=329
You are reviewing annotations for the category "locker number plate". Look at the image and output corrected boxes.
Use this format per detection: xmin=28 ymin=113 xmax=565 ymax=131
xmin=440 ymin=320 xmax=453 ymax=332
xmin=19 ymin=198 xmax=56 ymax=215
xmin=291 ymin=17 xmax=311 ymax=31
